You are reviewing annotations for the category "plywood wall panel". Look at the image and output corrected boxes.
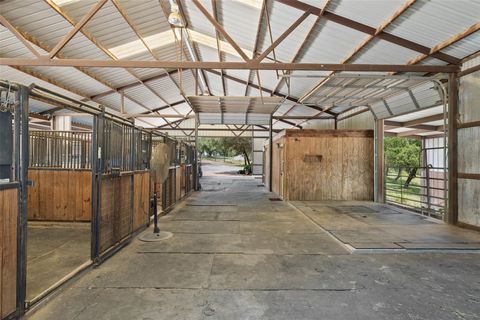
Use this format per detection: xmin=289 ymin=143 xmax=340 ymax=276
xmin=133 ymin=172 xmax=150 ymax=232
xmin=175 ymin=168 xmax=182 ymax=201
xmin=28 ymin=170 xmax=92 ymax=222
xmin=272 ymin=130 xmax=374 ymax=201
xmin=1 ymin=188 xmax=17 ymax=319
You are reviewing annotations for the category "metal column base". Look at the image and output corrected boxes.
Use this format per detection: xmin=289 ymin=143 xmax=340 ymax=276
xmin=138 ymin=231 xmax=173 ymax=242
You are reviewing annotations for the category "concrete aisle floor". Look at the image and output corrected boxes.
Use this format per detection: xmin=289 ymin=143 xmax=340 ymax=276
xmin=27 ymin=163 xmax=480 ymax=320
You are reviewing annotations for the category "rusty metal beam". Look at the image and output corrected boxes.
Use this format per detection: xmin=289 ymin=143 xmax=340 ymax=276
xmin=49 ymin=0 xmax=107 ymax=58
xmin=0 ymin=15 xmax=41 ymax=57
xmin=3 ymin=58 xmax=460 ymax=71
xmin=407 ymin=22 xmax=480 ymax=66
xmin=276 ymin=0 xmax=460 ymax=65
xmin=211 ymin=0 xmax=227 ymax=96
xmin=192 ymin=0 xmax=250 ymax=61
xmin=254 ymin=10 xmax=311 ymax=62
xmin=245 ymin=0 xmax=267 ymax=96
xmin=299 ymin=0 xmax=419 ymax=102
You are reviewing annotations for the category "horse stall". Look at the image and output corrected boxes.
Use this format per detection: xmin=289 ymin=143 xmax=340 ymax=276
xmin=264 ymin=129 xmax=374 ymax=201
xmin=92 ymin=117 xmax=152 ymax=258
xmin=26 ymin=130 xmax=93 ymax=302
xmin=151 ymin=137 xmax=197 ymax=213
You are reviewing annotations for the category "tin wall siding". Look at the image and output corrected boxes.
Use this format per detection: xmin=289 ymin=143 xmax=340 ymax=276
xmin=457 ymin=66 xmax=480 ymax=227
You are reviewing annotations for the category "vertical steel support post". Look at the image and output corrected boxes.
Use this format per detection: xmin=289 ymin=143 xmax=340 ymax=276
xmin=447 ymin=73 xmax=458 ymax=224
xmin=374 ymin=119 xmax=385 ymax=203
xmin=91 ymin=108 xmax=105 ymax=261
xmin=269 ymin=116 xmax=273 ymax=192
xmin=194 ymin=114 xmax=199 ymax=191
xmin=15 ymin=85 xmax=29 ymax=316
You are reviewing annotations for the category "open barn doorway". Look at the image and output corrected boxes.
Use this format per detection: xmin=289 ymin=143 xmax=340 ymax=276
xmin=383 ymin=106 xmax=448 ymax=220
xmin=26 ymin=102 xmax=93 ymax=304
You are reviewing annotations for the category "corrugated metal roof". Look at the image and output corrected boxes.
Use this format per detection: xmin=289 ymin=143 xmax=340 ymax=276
xmin=441 ymin=31 xmax=480 ymax=60
xmin=298 ymin=20 xmax=366 ymax=63
xmin=385 ymin=0 xmax=480 ymax=49
xmin=351 ymin=39 xmax=420 ymax=64
xmin=1 ymin=0 xmax=479 ymax=136
xmin=330 ymin=0 xmax=405 ymax=28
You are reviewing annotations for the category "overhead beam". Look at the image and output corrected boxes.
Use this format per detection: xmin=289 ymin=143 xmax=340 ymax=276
xmin=0 ymin=58 xmax=460 ymax=72
xmin=90 ymin=71 xmax=181 ymax=99
xmin=276 ymin=0 xmax=460 ymax=65
xmin=158 ymin=127 xmax=281 ymax=133
xmin=274 ymin=115 xmax=331 ymax=120
xmin=298 ymin=0 xmax=416 ymax=103
xmin=278 ymin=118 xmax=302 ymax=129
xmin=255 ymin=10 xmax=311 ymax=62
xmin=404 ymin=113 xmax=446 ymax=127
xmin=210 ymin=0 xmax=227 ymax=96
xmin=245 ymin=0 xmax=267 ymax=96
xmin=406 ymin=22 xmax=480 ymax=66
xmin=48 ymin=0 xmax=107 ymax=58
xmin=192 ymin=0 xmax=250 ymax=61
xmin=384 ymin=120 xmax=443 ymax=132
xmin=0 ymin=15 xmax=41 ymax=57
xmin=205 ymin=69 xmax=337 ymax=117
xmin=270 ymin=0 xmax=332 ymax=95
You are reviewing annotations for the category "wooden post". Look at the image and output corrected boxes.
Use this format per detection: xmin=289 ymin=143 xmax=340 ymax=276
xmin=269 ymin=116 xmax=273 ymax=192
xmin=447 ymin=73 xmax=458 ymax=224
xmin=374 ymin=119 xmax=385 ymax=203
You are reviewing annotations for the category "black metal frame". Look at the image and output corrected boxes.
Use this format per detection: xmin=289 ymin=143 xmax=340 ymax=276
xmin=0 ymin=82 xmax=29 ymax=320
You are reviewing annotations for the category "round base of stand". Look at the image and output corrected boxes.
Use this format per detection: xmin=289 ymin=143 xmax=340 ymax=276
xmin=138 ymin=231 xmax=173 ymax=242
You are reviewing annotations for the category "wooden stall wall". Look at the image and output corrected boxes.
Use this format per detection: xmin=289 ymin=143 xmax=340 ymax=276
xmin=271 ymin=138 xmax=283 ymax=197
xmin=0 ymin=188 xmax=17 ymax=319
xmin=175 ymin=167 xmax=182 ymax=201
xmin=99 ymin=175 xmax=133 ymax=253
xmin=133 ymin=172 xmax=150 ymax=231
xmin=28 ymin=170 xmax=91 ymax=221
xmin=271 ymin=130 xmax=374 ymax=201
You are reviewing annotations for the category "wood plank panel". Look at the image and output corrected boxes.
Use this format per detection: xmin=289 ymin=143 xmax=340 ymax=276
xmin=273 ymin=130 xmax=374 ymax=201
xmin=175 ymin=168 xmax=182 ymax=201
xmin=1 ymin=188 xmax=18 ymax=318
xmin=133 ymin=172 xmax=150 ymax=231
xmin=28 ymin=170 xmax=92 ymax=221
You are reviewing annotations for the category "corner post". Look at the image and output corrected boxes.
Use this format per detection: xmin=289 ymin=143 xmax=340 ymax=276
xmin=269 ymin=116 xmax=273 ymax=192
xmin=374 ymin=119 xmax=385 ymax=203
xmin=447 ymin=72 xmax=458 ymax=225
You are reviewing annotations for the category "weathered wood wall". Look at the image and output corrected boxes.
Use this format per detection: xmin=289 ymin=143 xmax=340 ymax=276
xmin=0 ymin=188 xmax=17 ymax=319
xmin=28 ymin=170 xmax=91 ymax=221
xmin=133 ymin=172 xmax=150 ymax=231
xmin=175 ymin=167 xmax=182 ymax=201
xmin=99 ymin=174 xmax=133 ymax=253
xmin=266 ymin=130 xmax=374 ymax=201
xmin=271 ymin=139 xmax=283 ymax=196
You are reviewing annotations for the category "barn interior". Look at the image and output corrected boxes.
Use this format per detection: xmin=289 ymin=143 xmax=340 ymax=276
xmin=0 ymin=0 xmax=480 ymax=319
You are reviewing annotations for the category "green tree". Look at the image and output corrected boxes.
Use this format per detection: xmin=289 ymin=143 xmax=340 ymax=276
xmin=197 ymin=137 xmax=252 ymax=169
xmin=220 ymin=137 xmax=252 ymax=166
xmin=384 ymin=136 xmax=421 ymax=187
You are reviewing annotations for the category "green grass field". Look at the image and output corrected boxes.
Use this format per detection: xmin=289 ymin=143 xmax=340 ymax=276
xmin=385 ymin=168 xmax=422 ymax=208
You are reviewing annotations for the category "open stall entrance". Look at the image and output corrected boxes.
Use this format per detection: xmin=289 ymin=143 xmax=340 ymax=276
xmin=26 ymin=114 xmax=94 ymax=303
